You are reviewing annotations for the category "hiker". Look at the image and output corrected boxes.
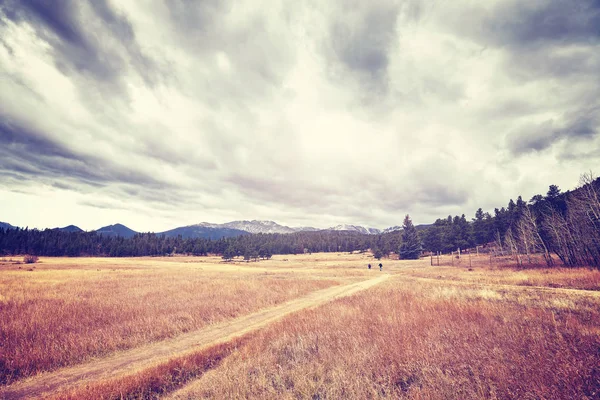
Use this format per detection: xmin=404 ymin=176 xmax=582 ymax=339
xmin=368 ymin=263 xmax=371 ymax=270
xmin=379 ymin=263 xmax=382 ymax=271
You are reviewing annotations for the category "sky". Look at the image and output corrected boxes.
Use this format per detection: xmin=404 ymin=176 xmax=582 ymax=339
xmin=1 ymin=0 xmax=599 ymax=232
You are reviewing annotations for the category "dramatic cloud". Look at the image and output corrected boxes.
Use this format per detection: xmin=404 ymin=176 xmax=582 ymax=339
xmin=1 ymin=0 xmax=599 ymax=231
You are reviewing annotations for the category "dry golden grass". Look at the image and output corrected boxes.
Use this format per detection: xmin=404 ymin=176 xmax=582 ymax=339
xmin=394 ymin=254 xmax=600 ymax=291
xmin=3 ymin=253 xmax=600 ymax=399
xmin=0 ymin=256 xmax=343 ymax=384
xmin=170 ymin=275 xmax=600 ymax=399
xmin=50 ymin=337 xmax=250 ymax=400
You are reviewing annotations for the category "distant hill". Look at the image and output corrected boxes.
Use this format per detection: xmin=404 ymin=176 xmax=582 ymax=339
xmin=95 ymin=223 xmax=137 ymax=238
xmin=415 ymin=223 xmax=433 ymax=231
xmin=0 ymin=221 xmax=16 ymax=230
xmin=159 ymin=225 xmax=248 ymax=239
xmin=56 ymin=225 xmax=83 ymax=233
xmin=1 ymin=219 xmax=422 ymax=237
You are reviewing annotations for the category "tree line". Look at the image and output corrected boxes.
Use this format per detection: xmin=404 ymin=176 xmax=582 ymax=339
xmin=420 ymin=172 xmax=600 ymax=268
xmin=0 ymin=227 xmax=401 ymax=259
xmin=1 ymin=172 xmax=598 ymax=267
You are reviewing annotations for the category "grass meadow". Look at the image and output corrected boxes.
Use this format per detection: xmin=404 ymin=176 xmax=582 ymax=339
xmin=169 ymin=272 xmax=600 ymax=399
xmin=0 ymin=256 xmax=342 ymax=385
xmin=1 ymin=253 xmax=599 ymax=399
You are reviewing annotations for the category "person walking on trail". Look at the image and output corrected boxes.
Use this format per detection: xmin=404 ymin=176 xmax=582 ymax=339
xmin=368 ymin=263 xmax=372 ymax=270
xmin=379 ymin=263 xmax=382 ymax=271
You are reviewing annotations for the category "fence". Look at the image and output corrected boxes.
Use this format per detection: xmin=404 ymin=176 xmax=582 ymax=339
xmin=427 ymin=249 xmax=549 ymax=268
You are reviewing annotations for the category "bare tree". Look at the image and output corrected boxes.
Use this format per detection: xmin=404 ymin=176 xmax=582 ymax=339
xmin=518 ymin=205 xmax=553 ymax=266
xmin=494 ymin=230 xmax=504 ymax=257
xmin=541 ymin=206 xmax=578 ymax=266
xmin=505 ymin=228 xmax=522 ymax=267
xmin=563 ymin=172 xmax=600 ymax=267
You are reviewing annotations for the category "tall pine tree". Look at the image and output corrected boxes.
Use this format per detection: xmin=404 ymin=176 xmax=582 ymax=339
xmin=399 ymin=214 xmax=421 ymax=259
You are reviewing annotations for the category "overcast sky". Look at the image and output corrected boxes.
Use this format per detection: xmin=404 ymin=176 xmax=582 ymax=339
xmin=1 ymin=0 xmax=599 ymax=232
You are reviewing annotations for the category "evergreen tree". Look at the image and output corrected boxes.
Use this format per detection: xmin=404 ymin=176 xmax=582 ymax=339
xmin=547 ymin=184 xmax=561 ymax=199
xmin=545 ymin=184 xmax=567 ymax=215
xmin=372 ymin=247 xmax=383 ymax=260
xmin=222 ymin=245 xmax=235 ymax=261
xmin=423 ymin=223 xmax=443 ymax=253
xmin=451 ymin=214 xmax=471 ymax=250
xmin=399 ymin=214 xmax=421 ymax=259
xmin=471 ymin=208 xmax=490 ymax=245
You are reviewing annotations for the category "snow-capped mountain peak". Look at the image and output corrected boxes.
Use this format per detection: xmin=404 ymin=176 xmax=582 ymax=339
xmin=328 ymin=224 xmax=381 ymax=234
xmin=191 ymin=220 xmax=391 ymax=235
xmin=192 ymin=220 xmax=296 ymax=234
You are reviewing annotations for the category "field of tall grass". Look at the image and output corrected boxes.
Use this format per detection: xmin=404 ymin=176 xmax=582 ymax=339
xmin=170 ymin=276 xmax=600 ymax=399
xmin=399 ymin=254 xmax=600 ymax=290
xmin=2 ymin=253 xmax=599 ymax=398
xmin=0 ymin=257 xmax=339 ymax=384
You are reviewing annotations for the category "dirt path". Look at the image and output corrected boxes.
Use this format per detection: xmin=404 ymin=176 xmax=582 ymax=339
xmin=2 ymin=274 xmax=389 ymax=399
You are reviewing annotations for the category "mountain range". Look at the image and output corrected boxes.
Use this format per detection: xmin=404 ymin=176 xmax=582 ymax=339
xmin=1 ymin=219 xmax=407 ymax=238
xmin=328 ymin=224 xmax=382 ymax=235
xmin=191 ymin=220 xmax=316 ymax=234
xmin=56 ymin=225 xmax=84 ymax=233
xmin=160 ymin=225 xmax=249 ymax=239
xmin=0 ymin=221 xmax=15 ymax=230
xmin=95 ymin=223 xmax=138 ymax=238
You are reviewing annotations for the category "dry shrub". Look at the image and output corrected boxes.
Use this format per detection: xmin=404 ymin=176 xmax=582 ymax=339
xmin=23 ymin=255 xmax=38 ymax=264
xmin=170 ymin=279 xmax=600 ymax=399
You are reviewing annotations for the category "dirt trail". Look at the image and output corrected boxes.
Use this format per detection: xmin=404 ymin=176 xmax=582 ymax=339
xmin=2 ymin=274 xmax=389 ymax=399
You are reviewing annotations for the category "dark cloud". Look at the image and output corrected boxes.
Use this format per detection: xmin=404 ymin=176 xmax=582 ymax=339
xmin=0 ymin=0 xmax=160 ymax=90
xmin=437 ymin=0 xmax=600 ymax=160
xmin=326 ymin=1 xmax=404 ymax=93
xmin=166 ymin=0 xmax=229 ymax=38
xmin=443 ymin=0 xmax=600 ymax=86
xmin=414 ymin=184 xmax=470 ymax=207
xmin=330 ymin=15 xmax=390 ymax=75
xmin=488 ymin=0 xmax=600 ymax=48
xmin=50 ymin=181 xmax=75 ymax=190
xmin=0 ymin=171 xmax=28 ymax=182
xmin=164 ymin=0 xmax=293 ymax=104
xmin=0 ymin=117 xmax=77 ymax=159
xmin=3 ymin=0 xmax=120 ymax=81
xmin=506 ymin=107 xmax=600 ymax=155
xmin=506 ymin=120 xmax=557 ymax=154
xmin=559 ymin=148 xmax=600 ymax=161
xmin=0 ymin=117 xmax=169 ymax=189
xmin=481 ymin=99 xmax=542 ymax=120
